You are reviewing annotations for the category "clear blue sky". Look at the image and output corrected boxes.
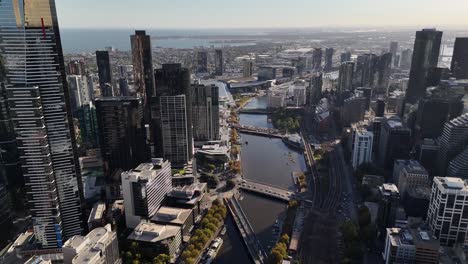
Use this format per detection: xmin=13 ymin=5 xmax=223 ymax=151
xmin=56 ymin=0 xmax=468 ymax=29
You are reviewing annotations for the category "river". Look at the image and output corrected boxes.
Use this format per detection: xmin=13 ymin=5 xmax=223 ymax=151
xmin=214 ymin=96 xmax=307 ymax=264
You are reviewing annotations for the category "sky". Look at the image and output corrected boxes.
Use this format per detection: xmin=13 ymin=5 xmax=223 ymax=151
xmin=56 ymin=0 xmax=468 ymax=29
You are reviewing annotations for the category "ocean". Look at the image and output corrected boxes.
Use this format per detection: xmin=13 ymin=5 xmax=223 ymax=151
xmin=59 ymin=28 xmax=265 ymax=53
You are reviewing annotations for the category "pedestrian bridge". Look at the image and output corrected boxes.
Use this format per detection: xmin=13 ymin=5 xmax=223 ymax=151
xmin=237 ymin=179 xmax=295 ymax=202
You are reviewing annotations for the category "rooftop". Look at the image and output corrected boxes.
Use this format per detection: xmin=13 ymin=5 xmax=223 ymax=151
xmin=151 ymin=207 xmax=192 ymax=225
xmin=88 ymin=202 xmax=106 ymax=223
xmin=387 ymin=227 xmax=439 ymax=250
xmin=436 ymin=177 xmax=468 ymax=191
xmin=127 ymin=222 xmax=180 ymax=243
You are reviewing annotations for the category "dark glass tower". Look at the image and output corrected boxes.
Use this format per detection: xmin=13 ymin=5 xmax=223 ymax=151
xmin=406 ymin=29 xmax=442 ymax=103
xmin=451 ymin=38 xmax=468 ymax=79
xmin=214 ymin=49 xmax=223 ymax=76
xmin=96 ymin=50 xmax=112 ymax=96
xmin=324 ymin=48 xmax=334 ymax=72
xmin=197 ymin=51 xmax=208 ymax=73
xmin=312 ymin=48 xmax=323 ymax=71
xmin=154 ymin=64 xmax=193 ymax=167
xmin=0 ymin=0 xmax=83 ymax=248
xmin=131 ymin=30 xmax=155 ymax=123
xmin=192 ymin=84 xmax=220 ymax=141
xmin=95 ymin=97 xmax=147 ymax=179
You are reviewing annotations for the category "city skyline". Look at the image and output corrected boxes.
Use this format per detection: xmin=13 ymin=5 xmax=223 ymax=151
xmin=56 ymin=0 xmax=468 ymax=29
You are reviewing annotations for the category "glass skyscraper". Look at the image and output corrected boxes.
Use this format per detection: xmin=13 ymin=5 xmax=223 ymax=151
xmin=0 ymin=0 xmax=83 ymax=248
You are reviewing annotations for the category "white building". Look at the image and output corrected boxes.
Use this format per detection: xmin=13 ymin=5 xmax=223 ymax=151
xmin=427 ymin=177 xmax=468 ymax=246
xmin=267 ymin=90 xmax=285 ymax=108
xmin=122 ymin=159 xmax=172 ymax=228
xmin=352 ymin=129 xmax=373 ymax=169
xmin=62 ymin=224 xmax=120 ymax=264
xmin=67 ymin=75 xmax=92 ymax=109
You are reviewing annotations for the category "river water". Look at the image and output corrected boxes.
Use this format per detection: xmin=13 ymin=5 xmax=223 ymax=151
xmin=214 ymin=97 xmax=307 ymax=264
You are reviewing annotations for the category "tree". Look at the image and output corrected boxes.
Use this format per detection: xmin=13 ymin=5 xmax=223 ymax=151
xmin=279 ymin=234 xmax=290 ymax=245
xmin=341 ymin=220 xmax=358 ymax=242
xmin=358 ymin=206 xmax=372 ymax=228
xmin=153 ymin=254 xmax=170 ymax=264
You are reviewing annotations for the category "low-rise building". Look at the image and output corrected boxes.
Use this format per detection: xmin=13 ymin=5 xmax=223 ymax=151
xmin=166 ymin=183 xmax=208 ymax=223
xmin=127 ymin=222 xmax=182 ymax=261
xmin=383 ymin=227 xmax=439 ymax=264
xmin=62 ymin=224 xmax=120 ymax=264
xmin=151 ymin=207 xmax=194 ymax=237
xmin=87 ymin=202 xmax=106 ymax=231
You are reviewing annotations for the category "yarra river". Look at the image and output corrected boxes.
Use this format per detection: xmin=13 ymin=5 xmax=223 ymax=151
xmin=215 ymin=97 xmax=307 ymax=264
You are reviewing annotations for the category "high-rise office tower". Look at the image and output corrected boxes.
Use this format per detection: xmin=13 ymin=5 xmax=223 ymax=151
xmin=406 ymin=29 xmax=442 ymax=103
xmin=214 ymin=49 xmax=223 ymax=76
xmin=96 ymin=50 xmax=112 ymax=95
xmin=324 ymin=48 xmax=334 ymax=72
xmin=356 ymin=54 xmax=377 ymax=88
xmin=67 ymin=75 xmax=92 ymax=115
xmin=121 ymin=159 xmax=172 ymax=228
xmin=447 ymin=149 xmax=468 ymax=179
xmin=243 ymin=59 xmax=253 ymax=77
xmin=340 ymin=51 xmax=351 ymax=64
xmin=375 ymin=53 xmax=392 ymax=95
xmin=160 ymin=95 xmax=190 ymax=166
xmin=426 ymin=66 xmax=450 ymax=87
xmin=378 ymin=184 xmax=400 ymax=230
xmin=337 ymin=62 xmax=354 ymax=94
xmin=376 ymin=98 xmax=386 ymax=117
xmin=95 ymin=97 xmax=148 ymax=179
xmin=154 ymin=64 xmax=193 ymax=166
xmin=67 ymin=59 xmax=86 ymax=76
xmin=197 ymin=51 xmax=208 ymax=73
xmin=0 ymin=56 xmax=23 ymax=192
xmin=399 ymin=49 xmax=412 ymax=70
xmin=428 ymin=177 xmax=468 ymax=246
xmin=437 ymin=113 xmax=468 ymax=176
xmin=131 ymin=30 xmax=155 ymax=123
xmin=0 ymin=1 xmax=83 ymax=248
xmin=394 ymin=160 xmax=429 ymax=198
xmin=192 ymin=84 xmax=220 ymax=142
xmin=0 ymin=185 xmax=13 ymax=249
xmin=451 ymin=38 xmax=468 ymax=79
xmin=312 ymin=48 xmax=323 ymax=70
xmin=389 ymin=41 xmax=399 ymax=67
xmin=308 ymin=73 xmax=323 ymax=106
xmin=415 ymin=98 xmax=450 ymax=139
xmin=351 ymin=129 xmax=373 ymax=169
xmin=379 ymin=116 xmax=412 ymax=169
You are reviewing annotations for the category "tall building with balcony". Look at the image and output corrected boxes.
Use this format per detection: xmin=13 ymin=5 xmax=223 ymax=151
xmin=427 ymin=177 xmax=468 ymax=246
xmin=337 ymin=62 xmax=354 ymax=95
xmin=192 ymin=84 xmax=219 ymax=142
xmin=0 ymin=0 xmax=83 ymax=248
xmin=121 ymin=159 xmax=172 ymax=228
xmin=406 ymin=29 xmax=442 ymax=103
xmin=243 ymin=59 xmax=253 ymax=77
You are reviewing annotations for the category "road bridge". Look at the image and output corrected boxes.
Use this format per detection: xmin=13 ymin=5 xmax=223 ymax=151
xmin=238 ymin=179 xmax=294 ymax=202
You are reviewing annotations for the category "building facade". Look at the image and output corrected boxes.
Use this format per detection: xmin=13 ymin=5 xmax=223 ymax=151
xmin=192 ymin=84 xmax=220 ymax=142
xmin=0 ymin=0 xmax=84 ymax=248
xmin=121 ymin=159 xmax=172 ymax=228
xmin=351 ymin=129 xmax=373 ymax=169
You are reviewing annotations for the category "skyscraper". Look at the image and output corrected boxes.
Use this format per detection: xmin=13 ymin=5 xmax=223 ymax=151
xmin=340 ymin=51 xmax=351 ymax=64
xmin=351 ymin=129 xmax=373 ymax=169
xmin=197 ymin=51 xmax=208 ymax=73
xmin=451 ymin=38 xmax=468 ymax=79
xmin=308 ymin=73 xmax=323 ymax=106
xmin=95 ymin=97 xmax=148 ymax=179
xmin=192 ymin=84 xmax=220 ymax=142
xmin=389 ymin=41 xmax=398 ymax=67
xmin=399 ymin=49 xmax=412 ymax=70
xmin=312 ymin=48 xmax=323 ymax=71
xmin=324 ymin=48 xmax=334 ymax=72
xmin=154 ymin=64 xmax=193 ymax=166
xmin=214 ymin=49 xmax=223 ymax=76
xmin=406 ymin=29 xmax=442 ymax=103
xmin=428 ymin=177 xmax=468 ymax=246
xmin=121 ymin=159 xmax=172 ymax=228
xmin=375 ymin=53 xmax=392 ymax=95
xmin=67 ymin=59 xmax=86 ymax=76
xmin=0 ymin=0 xmax=83 ymax=248
xmin=131 ymin=30 xmax=155 ymax=123
xmin=379 ymin=116 xmax=412 ymax=169
xmin=243 ymin=59 xmax=253 ymax=77
xmin=337 ymin=62 xmax=354 ymax=94
xmin=96 ymin=50 xmax=112 ymax=96
xmin=437 ymin=113 xmax=468 ymax=176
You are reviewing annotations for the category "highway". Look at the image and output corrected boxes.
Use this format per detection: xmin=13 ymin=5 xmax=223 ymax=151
xmin=237 ymin=179 xmax=294 ymax=202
